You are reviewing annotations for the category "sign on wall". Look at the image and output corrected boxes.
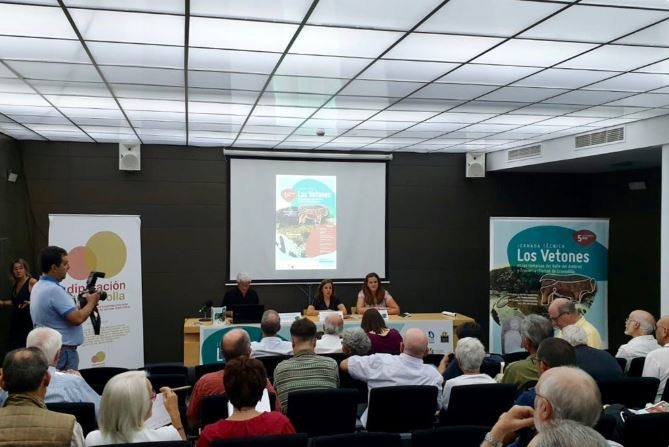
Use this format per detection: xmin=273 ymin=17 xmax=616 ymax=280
xmin=489 ymin=217 xmax=609 ymax=353
xmin=49 ymin=214 xmax=144 ymax=368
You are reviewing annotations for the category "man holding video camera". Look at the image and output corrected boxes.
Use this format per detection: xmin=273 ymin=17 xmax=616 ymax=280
xmin=30 ymin=246 xmax=100 ymax=370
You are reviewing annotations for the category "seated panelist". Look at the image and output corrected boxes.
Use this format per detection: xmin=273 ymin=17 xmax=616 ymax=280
xmin=222 ymin=272 xmax=259 ymax=317
xmin=355 ymin=272 xmax=400 ymax=315
xmin=306 ymin=279 xmax=347 ymax=316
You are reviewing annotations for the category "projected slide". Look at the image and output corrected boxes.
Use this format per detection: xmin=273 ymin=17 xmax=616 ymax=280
xmin=276 ymin=175 xmax=336 ymax=270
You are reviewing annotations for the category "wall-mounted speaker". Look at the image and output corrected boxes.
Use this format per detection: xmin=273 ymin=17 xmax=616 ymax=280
xmin=119 ymin=143 xmax=141 ymax=171
xmin=465 ymin=152 xmax=485 ymax=178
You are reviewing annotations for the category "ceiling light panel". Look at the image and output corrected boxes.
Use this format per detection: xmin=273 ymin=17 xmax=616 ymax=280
xmin=188 ymin=48 xmax=281 ymax=73
xmin=393 ymin=130 xmax=444 ymax=138
xmin=543 ymin=89 xmax=633 ymax=105
xmin=484 ymin=114 xmax=548 ymax=125
xmin=313 ymin=108 xmax=377 ymax=120
xmin=298 ymin=118 xmax=360 ymax=132
xmin=187 ymin=130 xmax=236 ymax=139
xmin=131 ymin=120 xmax=186 ymax=130
xmin=119 ymin=98 xmax=184 ymax=112
xmin=538 ymin=116 xmax=604 ymax=126
xmin=125 ymin=110 xmax=184 ymax=121
xmin=607 ymin=93 xmax=669 ymax=107
xmin=568 ymin=105 xmax=646 ymax=117
xmin=624 ymin=109 xmax=669 ymax=120
xmin=636 ymin=59 xmax=669 ymax=74
xmin=439 ymin=64 xmax=541 ymax=85
xmin=244 ymin=116 xmax=304 ymax=126
xmin=191 ymin=0 xmax=312 ymax=22
xmin=339 ymin=80 xmax=423 ymax=97
xmin=188 ymin=71 xmax=268 ymax=90
xmin=10 ymin=115 xmax=70 ymax=125
xmin=475 ymin=40 xmax=596 ymax=67
xmin=309 ymin=0 xmax=442 ymax=30
xmin=0 ymin=93 xmax=49 ymax=107
xmin=350 ymin=120 xmax=411 ymax=131
xmin=0 ymin=78 xmax=34 ymax=94
xmin=72 ymin=117 xmax=133 ymax=127
xmin=190 ymin=122 xmax=240 ymax=132
xmin=347 ymin=129 xmax=398 ymax=137
xmin=418 ymin=0 xmax=563 ymax=36
xmin=559 ymin=45 xmax=669 ymax=71
xmin=513 ymin=68 xmax=619 ymax=89
xmin=325 ymin=96 xmax=396 ymax=110
xmin=69 ymin=9 xmax=184 ymax=45
xmin=189 ymin=88 xmax=257 ymax=104
xmin=31 ymin=80 xmax=108 ymax=96
xmin=617 ymin=20 xmax=669 ymax=46
xmin=87 ymin=42 xmax=183 ymax=69
xmin=480 ymin=86 xmax=566 ymax=102
xmin=258 ymin=92 xmax=329 ymax=107
xmin=509 ymin=103 xmax=586 ymax=115
xmin=580 ymin=0 xmax=669 ymax=8
xmin=101 ymin=66 xmax=183 ymax=86
xmin=45 ymin=95 xmax=118 ymax=109
xmin=451 ymin=101 xmax=525 ymax=114
xmin=80 ymin=126 xmax=135 ymax=135
xmin=189 ymin=102 xmax=251 ymax=115
xmin=410 ymin=122 xmax=468 ymax=132
xmin=6 ymin=61 xmax=101 ymax=82
xmin=114 ymin=85 xmax=184 ymax=101
xmin=390 ymin=98 xmax=462 ymax=112
xmin=64 ymin=0 xmax=185 ymax=14
xmin=254 ymin=105 xmax=315 ymax=118
xmin=190 ymin=17 xmax=297 ymax=52
xmin=0 ymin=36 xmax=88 ymax=64
xmin=370 ymin=110 xmax=437 ymax=122
xmin=0 ymin=4 xmax=76 ymax=39
xmin=521 ymin=5 xmax=667 ymax=43
xmin=276 ymin=54 xmax=371 ymax=78
xmin=411 ymin=83 xmax=498 ymax=100
xmin=291 ymin=26 xmax=402 ymax=58
xmin=387 ymin=34 xmax=503 ymax=62
xmin=359 ymin=59 xmax=458 ymax=82
xmin=243 ymin=125 xmax=294 ymax=135
xmin=428 ymin=112 xmax=496 ymax=123
xmin=268 ymin=76 xmax=344 ymax=95
xmin=587 ymin=72 xmax=669 ymax=92
xmin=60 ymin=107 xmax=124 ymax=119
xmin=463 ymin=123 xmax=518 ymax=133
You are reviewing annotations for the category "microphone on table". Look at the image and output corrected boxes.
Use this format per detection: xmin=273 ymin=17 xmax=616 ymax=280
xmin=198 ymin=300 xmax=214 ymax=320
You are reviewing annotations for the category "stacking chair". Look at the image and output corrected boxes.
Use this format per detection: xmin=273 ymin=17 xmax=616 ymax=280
xmin=615 ymin=357 xmax=627 ymax=372
xmin=366 ymin=385 xmax=438 ymax=432
xmin=627 ymin=357 xmax=646 ymax=377
xmin=339 ymin=369 xmax=369 ymax=404
xmin=622 ymin=412 xmax=669 ymax=447
xmin=256 ymin=355 xmax=291 ymax=381
xmin=79 ymin=366 xmax=128 ymax=394
xmin=142 ymin=363 xmax=189 ymax=376
xmin=209 ymin=433 xmax=308 ymax=447
xmin=439 ymin=383 xmax=516 ymax=426
xmin=597 ymin=377 xmax=659 ymax=409
xmin=286 ymin=388 xmax=358 ymax=436
xmin=311 ymin=432 xmax=402 ymax=447
xmin=423 ymin=354 xmax=443 ymax=368
xmin=412 ymin=425 xmax=489 ymax=447
xmin=502 ymin=351 xmax=529 ymax=365
xmin=200 ymin=395 xmax=229 ymax=429
xmin=195 ymin=362 xmax=226 ymax=382
xmin=46 ymin=402 xmax=98 ymax=436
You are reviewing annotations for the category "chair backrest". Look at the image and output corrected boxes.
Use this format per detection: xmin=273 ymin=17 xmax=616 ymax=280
xmin=597 ymin=377 xmax=660 ymax=408
xmin=201 ymin=394 xmax=229 ymax=428
xmin=366 ymin=385 xmax=438 ymax=432
xmin=142 ymin=363 xmax=189 ymax=376
xmin=622 ymin=412 xmax=669 ymax=447
xmin=79 ymin=366 xmax=129 ymax=394
xmin=627 ymin=357 xmax=646 ymax=377
xmin=256 ymin=355 xmax=291 ymax=381
xmin=338 ymin=369 xmax=368 ymax=404
xmin=311 ymin=432 xmax=402 ymax=447
xmin=503 ymin=351 xmax=530 ymax=365
xmin=101 ymin=442 xmax=190 ymax=447
xmin=287 ymin=388 xmax=358 ymax=437
xmin=46 ymin=402 xmax=98 ymax=436
xmin=412 ymin=425 xmax=489 ymax=447
xmin=320 ymin=352 xmax=347 ymax=364
xmin=440 ymin=383 xmax=516 ymax=426
xmin=209 ymin=433 xmax=308 ymax=447
xmin=423 ymin=354 xmax=443 ymax=368
xmin=195 ymin=363 xmax=226 ymax=382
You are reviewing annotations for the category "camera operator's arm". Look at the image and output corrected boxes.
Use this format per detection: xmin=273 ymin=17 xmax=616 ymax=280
xmin=65 ymin=292 xmax=101 ymax=326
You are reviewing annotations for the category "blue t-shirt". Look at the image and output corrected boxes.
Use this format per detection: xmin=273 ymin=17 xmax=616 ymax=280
xmin=30 ymin=276 xmax=83 ymax=346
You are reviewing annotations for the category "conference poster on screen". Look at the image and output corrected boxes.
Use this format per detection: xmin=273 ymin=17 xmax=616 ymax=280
xmin=275 ymin=175 xmax=336 ymax=270
xmin=489 ymin=217 xmax=609 ymax=353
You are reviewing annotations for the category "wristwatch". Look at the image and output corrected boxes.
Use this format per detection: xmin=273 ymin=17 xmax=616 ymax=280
xmin=484 ymin=432 xmax=503 ymax=447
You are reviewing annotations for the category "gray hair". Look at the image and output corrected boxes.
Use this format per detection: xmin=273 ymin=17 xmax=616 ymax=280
xmin=236 ymin=272 xmax=251 ymax=283
xmin=1 ymin=347 xmax=49 ymax=394
xmin=99 ymin=370 xmax=152 ymax=443
xmin=532 ymin=420 xmax=608 ymax=447
xmin=341 ymin=328 xmax=371 ymax=356
xmin=561 ymin=325 xmax=588 ymax=347
xmin=323 ymin=315 xmax=343 ymax=335
xmin=455 ymin=337 xmax=486 ymax=373
xmin=522 ymin=314 xmax=554 ymax=349
xmin=26 ymin=327 xmax=62 ymax=366
xmin=538 ymin=366 xmax=601 ymax=428
xmin=260 ymin=310 xmax=281 ymax=336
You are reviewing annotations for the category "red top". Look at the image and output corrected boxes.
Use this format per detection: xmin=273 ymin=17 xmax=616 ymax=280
xmin=196 ymin=412 xmax=296 ymax=447
xmin=368 ymin=328 xmax=403 ymax=354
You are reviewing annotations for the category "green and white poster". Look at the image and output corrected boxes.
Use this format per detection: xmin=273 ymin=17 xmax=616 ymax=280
xmin=490 ymin=217 xmax=609 ymax=353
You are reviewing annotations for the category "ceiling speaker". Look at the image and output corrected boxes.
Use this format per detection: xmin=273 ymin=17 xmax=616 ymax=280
xmin=119 ymin=143 xmax=141 ymax=171
xmin=465 ymin=152 xmax=485 ymax=178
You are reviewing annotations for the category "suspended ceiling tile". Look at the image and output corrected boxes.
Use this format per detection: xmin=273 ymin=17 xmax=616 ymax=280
xmin=480 ymin=86 xmax=567 ymax=102
xmin=617 ymin=19 xmax=669 ymax=46
xmin=188 ymin=71 xmax=268 ymax=90
xmin=558 ymin=45 xmax=669 ymax=71
xmin=339 ymin=80 xmax=423 ymax=97
xmin=309 ymin=0 xmax=442 ymax=30
xmin=258 ymin=92 xmax=330 ymax=108
xmin=275 ymin=54 xmax=371 ymax=78
xmin=65 ymin=0 xmax=185 ymax=13
xmin=32 ymin=80 xmax=109 ymax=96
xmin=0 ymin=36 xmax=88 ymax=64
xmin=587 ymin=72 xmax=669 ymax=92
xmin=474 ymin=40 xmax=597 ymax=67
xmin=606 ymin=93 xmax=669 ymax=107
xmin=411 ymin=83 xmax=498 ymax=100
xmin=390 ymin=98 xmax=462 ymax=112
xmin=190 ymin=0 xmax=312 ymax=22
xmin=268 ymin=76 xmax=345 ymax=95
xmin=513 ymin=68 xmax=619 ymax=89
xmin=439 ymin=64 xmax=541 ymax=86
xmin=386 ymin=34 xmax=503 ymax=62
xmin=188 ymin=88 xmax=257 ymax=104
xmin=360 ymin=59 xmax=458 ymax=82
xmin=0 ymin=3 xmax=77 ymax=39
xmin=291 ymin=26 xmax=402 ymax=58
xmin=324 ymin=96 xmax=396 ymax=110
xmin=188 ymin=48 xmax=281 ymax=73
xmin=190 ymin=17 xmax=297 ymax=52
xmin=88 ymin=42 xmax=184 ymax=69
xmin=6 ymin=61 xmax=102 ymax=82
xmin=45 ymin=95 xmax=118 ymax=109
xmin=542 ymin=89 xmax=633 ymax=105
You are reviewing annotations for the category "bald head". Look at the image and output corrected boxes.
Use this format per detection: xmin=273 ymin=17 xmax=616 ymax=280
xmin=656 ymin=315 xmax=669 ymax=345
xmin=626 ymin=310 xmax=656 ymax=337
xmin=548 ymin=298 xmax=578 ymax=329
xmin=402 ymin=328 xmax=428 ymax=358
xmin=323 ymin=314 xmax=343 ymax=335
xmin=220 ymin=328 xmax=251 ymax=361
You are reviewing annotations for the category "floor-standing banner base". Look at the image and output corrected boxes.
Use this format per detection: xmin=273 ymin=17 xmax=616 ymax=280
xmin=49 ymin=214 xmax=144 ymax=369
xmin=490 ymin=218 xmax=609 ymax=353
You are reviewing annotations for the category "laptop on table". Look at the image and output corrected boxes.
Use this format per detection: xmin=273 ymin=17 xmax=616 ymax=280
xmin=231 ymin=304 xmax=265 ymax=324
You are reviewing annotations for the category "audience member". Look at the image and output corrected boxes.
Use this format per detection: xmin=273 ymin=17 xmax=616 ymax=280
xmin=442 ymin=337 xmax=496 ymax=410
xmin=361 ymin=308 xmax=403 ymax=354
xmin=439 ymin=322 xmax=504 ymax=380
xmin=85 ymin=371 xmax=184 ymax=445
xmin=306 ymin=279 xmax=347 ymax=316
xmin=562 ymin=325 xmax=622 ymax=382
xmin=0 ymin=258 xmax=37 ymax=351
xmin=25 ymin=327 xmax=101 ymax=417
xmin=0 ymin=347 xmax=84 ymax=446
xmin=341 ymin=327 xmax=371 ymax=356
xmin=616 ymin=309 xmax=660 ymax=371
xmin=528 ymin=420 xmax=608 ymax=447
xmin=196 ymin=357 xmax=295 ymax=447
xmin=273 ymin=318 xmax=339 ymax=413
xmin=187 ymin=328 xmax=279 ymax=429
xmin=548 ymin=298 xmax=601 ymax=348
xmin=341 ymin=327 xmax=444 ymax=427
xmin=642 ymin=314 xmax=669 ymax=402
xmin=502 ymin=314 xmax=553 ymax=390
xmin=355 ymin=272 xmax=400 ymax=315
xmin=250 ymin=310 xmax=293 ymax=357
xmin=315 ymin=313 xmax=344 ymax=354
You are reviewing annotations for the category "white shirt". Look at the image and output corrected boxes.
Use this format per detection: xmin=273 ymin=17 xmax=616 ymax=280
xmin=615 ymin=335 xmax=661 ymax=370
xmin=250 ymin=336 xmax=293 ymax=357
xmin=315 ymin=334 xmax=343 ymax=354
xmin=642 ymin=343 xmax=669 ymax=402
xmin=46 ymin=367 xmax=102 ymax=419
xmin=347 ymin=353 xmax=444 ymax=427
xmin=72 ymin=423 xmax=84 ymax=447
xmin=442 ymin=373 xmax=496 ymax=410
xmin=85 ymin=425 xmax=180 ymax=446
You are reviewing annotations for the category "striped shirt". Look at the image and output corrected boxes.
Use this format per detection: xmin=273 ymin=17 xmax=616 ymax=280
xmin=273 ymin=350 xmax=339 ymax=413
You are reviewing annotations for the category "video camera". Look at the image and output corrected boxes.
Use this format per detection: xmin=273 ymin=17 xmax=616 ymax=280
xmin=77 ymin=271 xmax=108 ymax=308
xmin=77 ymin=271 xmax=107 ymax=335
